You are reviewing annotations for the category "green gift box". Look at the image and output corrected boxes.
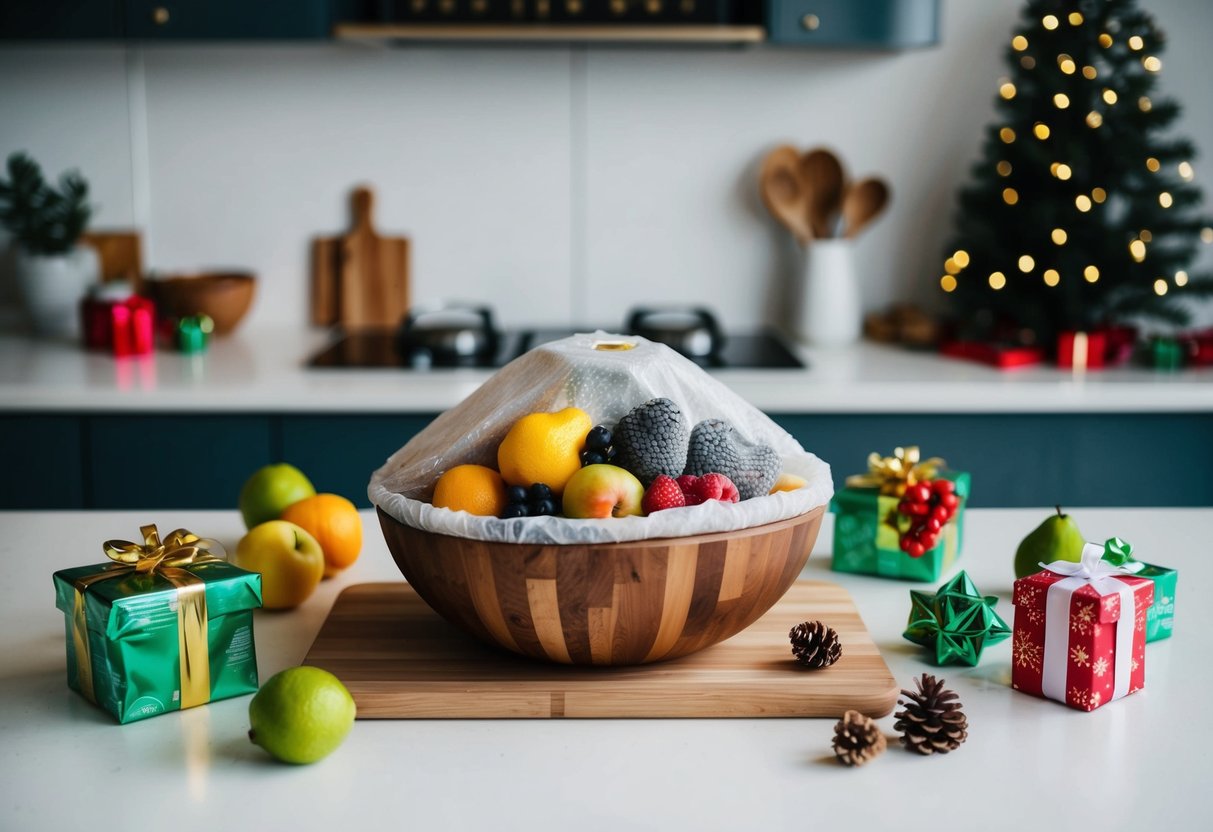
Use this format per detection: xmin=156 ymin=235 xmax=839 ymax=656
xmin=831 ymin=470 xmax=970 ymax=582
xmin=1098 ymin=537 xmax=1177 ymax=643
xmin=52 ymin=525 xmax=262 ymax=724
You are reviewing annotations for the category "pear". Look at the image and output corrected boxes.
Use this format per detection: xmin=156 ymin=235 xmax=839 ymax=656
xmin=1014 ymin=506 xmax=1085 ymax=579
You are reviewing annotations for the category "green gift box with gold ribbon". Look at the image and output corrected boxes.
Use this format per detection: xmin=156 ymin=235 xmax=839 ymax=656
xmin=830 ymin=447 xmax=970 ymax=582
xmin=52 ymin=525 xmax=262 ymax=724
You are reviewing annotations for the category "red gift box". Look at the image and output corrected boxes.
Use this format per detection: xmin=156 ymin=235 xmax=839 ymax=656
xmin=1012 ymin=545 xmax=1153 ymax=711
xmin=81 ymin=293 xmax=156 ymax=357
xmin=1056 ymin=330 xmax=1107 ymax=371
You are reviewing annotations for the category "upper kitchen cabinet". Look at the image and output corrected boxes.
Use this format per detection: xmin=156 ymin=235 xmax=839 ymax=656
xmin=766 ymin=0 xmax=940 ymax=48
xmin=0 ymin=0 xmax=331 ymax=40
xmin=0 ymin=1 xmax=124 ymax=39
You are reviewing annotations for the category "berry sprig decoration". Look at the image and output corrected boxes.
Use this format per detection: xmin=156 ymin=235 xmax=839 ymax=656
xmin=896 ymin=478 xmax=960 ymax=557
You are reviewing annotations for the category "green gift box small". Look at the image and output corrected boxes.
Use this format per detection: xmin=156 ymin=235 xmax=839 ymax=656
xmin=52 ymin=526 xmax=262 ymax=724
xmin=1136 ymin=562 xmax=1177 ymax=642
xmin=830 ymin=470 xmax=970 ymax=582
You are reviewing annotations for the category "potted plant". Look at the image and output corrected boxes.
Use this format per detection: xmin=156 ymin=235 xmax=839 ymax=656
xmin=0 ymin=152 xmax=97 ymax=337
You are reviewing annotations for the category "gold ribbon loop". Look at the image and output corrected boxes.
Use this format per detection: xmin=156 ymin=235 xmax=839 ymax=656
xmin=102 ymin=525 xmax=218 ymax=572
xmin=844 ymin=446 xmax=946 ymax=496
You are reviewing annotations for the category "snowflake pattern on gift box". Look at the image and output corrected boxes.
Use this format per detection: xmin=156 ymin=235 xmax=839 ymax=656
xmin=1093 ymin=656 xmax=1110 ymax=677
xmin=1103 ymin=595 xmax=1119 ymax=616
xmin=1013 ymin=631 xmax=1042 ymax=672
xmin=1070 ymin=645 xmax=1090 ymax=667
xmin=1069 ymin=686 xmax=1095 ymax=709
xmin=1094 ymin=623 xmax=1103 ymax=638
xmin=1071 ymin=602 xmax=1096 ymax=635
xmin=1026 ymin=608 xmax=1044 ymax=625
xmin=1132 ymin=656 xmax=1140 ymax=673
xmin=1018 ymin=585 xmax=1042 ymax=607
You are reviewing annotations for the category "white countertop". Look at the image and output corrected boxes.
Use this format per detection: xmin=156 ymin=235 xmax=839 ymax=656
xmin=2 ymin=507 xmax=1209 ymax=831
xmin=1 ymin=328 xmax=1211 ymax=414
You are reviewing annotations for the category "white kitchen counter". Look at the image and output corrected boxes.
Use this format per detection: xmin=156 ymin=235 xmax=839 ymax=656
xmin=2 ymin=507 xmax=1209 ymax=832
xmin=1 ymin=328 xmax=1211 ymax=413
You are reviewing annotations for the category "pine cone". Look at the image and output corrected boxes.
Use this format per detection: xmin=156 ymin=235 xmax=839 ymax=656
xmin=789 ymin=620 xmax=842 ymax=668
xmin=893 ymin=673 xmax=968 ymax=755
xmin=832 ymin=710 xmax=887 ymax=767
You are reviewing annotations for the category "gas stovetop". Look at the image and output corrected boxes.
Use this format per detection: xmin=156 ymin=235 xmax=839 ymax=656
xmin=307 ymin=328 xmax=805 ymax=371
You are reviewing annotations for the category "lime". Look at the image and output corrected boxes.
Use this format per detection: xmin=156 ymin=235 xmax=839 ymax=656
xmin=248 ymin=667 xmax=356 ymax=764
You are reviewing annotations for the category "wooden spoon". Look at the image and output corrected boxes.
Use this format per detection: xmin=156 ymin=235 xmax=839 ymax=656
xmin=841 ymin=178 xmax=891 ymax=239
xmin=760 ymin=145 xmax=813 ymax=245
xmin=800 ymin=148 xmax=846 ymax=239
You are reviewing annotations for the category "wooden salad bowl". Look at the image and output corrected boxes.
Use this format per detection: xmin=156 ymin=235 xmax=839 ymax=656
xmin=377 ymin=505 xmax=825 ymax=666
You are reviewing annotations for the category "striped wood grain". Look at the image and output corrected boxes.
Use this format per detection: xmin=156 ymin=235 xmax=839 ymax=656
xmin=303 ymin=580 xmax=899 ymax=719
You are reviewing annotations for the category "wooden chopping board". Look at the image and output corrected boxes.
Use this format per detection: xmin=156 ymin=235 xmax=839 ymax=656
xmin=303 ymin=581 xmax=899 ymax=719
xmin=311 ymin=187 xmax=410 ymax=329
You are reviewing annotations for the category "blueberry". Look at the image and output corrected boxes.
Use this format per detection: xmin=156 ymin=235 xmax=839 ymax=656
xmin=531 ymin=498 xmax=557 ymax=516
xmin=501 ymin=503 xmax=529 ymax=518
xmin=528 ymin=482 xmax=553 ymax=502
xmin=585 ymin=425 xmax=613 ymax=452
xmin=507 ymin=485 xmax=529 ymax=505
xmin=580 ymin=450 xmax=606 ymax=467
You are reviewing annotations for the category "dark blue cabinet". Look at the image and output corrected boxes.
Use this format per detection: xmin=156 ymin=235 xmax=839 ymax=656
xmin=0 ymin=415 xmax=85 ymax=508
xmin=0 ymin=1 xmax=124 ymax=39
xmin=124 ymin=0 xmax=330 ymax=40
xmin=766 ymin=0 xmax=940 ymax=48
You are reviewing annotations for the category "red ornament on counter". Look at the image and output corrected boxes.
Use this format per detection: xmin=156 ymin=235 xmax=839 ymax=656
xmin=938 ymin=340 xmax=1045 ymax=369
xmin=1011 ymin=544 xmax=1153 ymax=712
xmin=80 ymin=284 xmax=156 ymax=357
xmin=1056 ymin=330 xmax=1107 ymax=371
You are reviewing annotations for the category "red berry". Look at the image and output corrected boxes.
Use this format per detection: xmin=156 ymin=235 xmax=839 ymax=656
xmin=925 ymin=517 xmax=942 ymax=532
xmin=906 ymin=540 xmax=926 ymax=557
xmin=919 ymin=533 xmax=938 ymax=550
xmin=908 ymin=484 xmax=931 ymax=503
xmin=642 ymin=475 xmax=687 ymax=514
xmin=940 ymin=493 xmax=959 ymax=509
xmin=676 ymin=474 xmax=704 ymax=505
xmin=908 ymin=502 xmax=930 ymax=516
xmin=931 ymin=479 xmax=954 ymax=494
xmin=687 ymin=472 xmax=740 ymax=505
xmin=899 ymin=535 xmax=914 ymax=552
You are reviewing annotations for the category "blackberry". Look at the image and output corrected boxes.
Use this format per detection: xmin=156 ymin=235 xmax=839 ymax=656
xmin=684 ymin=419 xmax=780 ymax=501
xmin=613 ymin=398 xmax=689 ymax=486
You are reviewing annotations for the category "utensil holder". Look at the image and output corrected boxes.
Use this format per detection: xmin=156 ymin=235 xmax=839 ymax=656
xmin=798 ymin=239 xmax=860 ymax=346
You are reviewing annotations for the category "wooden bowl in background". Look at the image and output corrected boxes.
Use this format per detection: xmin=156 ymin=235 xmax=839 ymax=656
xmin=147 ymin=272 xmax=255 ymax=335
xmin=377 ymin=505 xmax=825 ymax=666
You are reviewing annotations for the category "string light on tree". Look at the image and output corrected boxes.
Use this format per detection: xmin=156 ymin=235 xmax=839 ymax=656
xmin=1083 ymin=265 xmax=1100 ymax=283
xmin=1044 ymin=269 xmax=1061 ymax=287
xmin=1033 ymin=123 xmax=1051 ymax=139
xmin=1154 ymin=279 xmax=1168 ymax=296
xmin=1092 ymin=187 xmax=1107 ymax=203
xmin=1159 ymin=192 xmax=1173 ymax=208
xmin=1128 ymin=35 xmax=1144 ymax=50
xmin=1129 ymin=239 xmax=1147 ymax=261
xmin=1052 ymin=228 xmax=1068 ymax=245
xmin=1175 ymin=270 xmax=1189 ymax=287
xmin=1178 ymin=162 xmax=1194 ymax=181
xmin=989 ymin=272 xmax=1007 ymax=290
xmin=1019 ymin=255 xmax=1035 ymax=272
xmin=1068 ymin=12 xmax=1083 ymax=25
xmin=1082 ymin=65 xmax=1098 ymax=79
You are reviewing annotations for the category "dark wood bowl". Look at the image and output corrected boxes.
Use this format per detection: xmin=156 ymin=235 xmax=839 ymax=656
xmin=147 ymin=272 xmax=255 ymax=335
xmin=377 ymin=505 xmax=824 ymax=665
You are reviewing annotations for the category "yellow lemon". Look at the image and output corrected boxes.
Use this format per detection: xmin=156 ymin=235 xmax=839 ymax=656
xmin=432 ymin=464 xmax=508 ymax=516
xmin=497 ymin=407 xmax=593 ymax=494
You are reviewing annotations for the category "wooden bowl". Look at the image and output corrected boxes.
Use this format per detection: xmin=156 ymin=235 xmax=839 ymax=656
xmin=148 ymin=272 xmax=255 ymax=335
xmin=377 ymin=505 xmax=825 ymax=665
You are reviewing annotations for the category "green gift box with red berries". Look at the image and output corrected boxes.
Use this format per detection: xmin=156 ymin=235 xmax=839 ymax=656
xmin=830 ymin=448 xmax=970 ymax=582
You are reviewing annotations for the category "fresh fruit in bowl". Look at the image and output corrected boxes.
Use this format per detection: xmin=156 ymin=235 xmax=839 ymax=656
xmin=562 ymin=463 xmax=645 ymax=518
xmin=498 ymin=407 xmax=593 ymax=494
xmin=432 ymin=464 xmax=508 ymax=517
xmin=239 ymin=463 xmax=316 ymax=529
xmin=248 ymin=666 xmax=356 ymax=764
xmin=280 ymin=493 xmax=364 ymax=578
xmin=233 ymin=520 xmax=325 ymax=609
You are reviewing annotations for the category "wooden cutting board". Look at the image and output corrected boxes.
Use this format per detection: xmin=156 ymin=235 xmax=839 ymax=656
xmin=303 ymin=581 xmax=899 ymax=719
xmin=310 ymin=187 xmax=410 ymax=329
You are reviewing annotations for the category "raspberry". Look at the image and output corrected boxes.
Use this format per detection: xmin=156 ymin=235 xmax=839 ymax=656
xmin=683 ymin=419 xmax=780 ymax=500
xmin=613 ymin=398 xmax=689 ymax=486
xmin=676 ymin=473 xmax=740 ymax=506
xmin=642 ymin=475 xmax=687 ymax=514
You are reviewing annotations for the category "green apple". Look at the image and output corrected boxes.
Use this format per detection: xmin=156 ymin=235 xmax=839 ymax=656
xmin=562 ymin=464 xmax=645 ymax=519
xmin=239 ymin=463 xmax=315 ymax=529
xmin=234 ymin=520 xmax=324 ymax=609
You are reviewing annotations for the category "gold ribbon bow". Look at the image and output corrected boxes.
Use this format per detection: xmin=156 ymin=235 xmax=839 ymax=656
xmin=844 ymin=446 xmax=945 ymax=497
xmin=71 ymin=525 xmax=224 ymax=711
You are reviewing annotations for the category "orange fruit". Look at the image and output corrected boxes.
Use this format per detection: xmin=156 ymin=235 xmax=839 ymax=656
xmin=497 ymin=407 xmax=593 ymax=494
xmin=432 ymin=464 xmax=508 ymax=517
xmin=769 ymin=473 xmax=808 ymax=494
xmin=280 ymin=493 xmax=363 ymax=578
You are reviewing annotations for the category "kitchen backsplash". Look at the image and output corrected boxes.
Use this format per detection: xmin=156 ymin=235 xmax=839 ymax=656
xmin=1 ymin=0 xmax=1210 ymax=332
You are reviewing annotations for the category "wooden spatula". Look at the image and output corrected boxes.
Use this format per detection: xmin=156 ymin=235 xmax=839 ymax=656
xmin=799 ymin=148 xmax=846 ymax=240
xmin=760 ymin=145 xmax=813 ymax=246
xmin=842 ymin=178 xmax=891 ymax=239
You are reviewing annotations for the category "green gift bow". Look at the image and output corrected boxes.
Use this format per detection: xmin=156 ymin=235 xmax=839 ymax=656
xmin=1100 ymin=536 xmax=1145 ymax=573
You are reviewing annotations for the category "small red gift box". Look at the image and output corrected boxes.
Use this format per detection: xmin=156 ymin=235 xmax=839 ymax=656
xmin=1056 ymin=330 xmax=1107 ymax=371
xmin=1012 ymin=544 xmax=1153 ymax=711
xmin=81 ymin=291 xmax=156 ymax=357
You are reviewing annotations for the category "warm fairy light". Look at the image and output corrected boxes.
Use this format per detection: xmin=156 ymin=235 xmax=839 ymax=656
xmin=1176 ymin=270 xmax=1189 ymax=287
xmin=1052 ymin=228 xmax=1068 ymax=245
xmin=1003 ymin=187 xmax=1020 ymax=205
xmin=1083 ymin=265 xmax=1100 ymax=283
xmin=989 ymin=271 xmax=1007 ymax=290
xmin=1091 ymin=187 xmax=1107 ymax=203
xmin=1146 ymin=157 xmax=1161 ymax=172
xmin=997 ymin=160 xmax=1013 ymax=176
xmin=1154 ymin=279 xmax=1168 ymax=296
xmin=1086 ymin=111 xmax=1103 ymax=128
xmin=1082 ymin=65 xmax=1097 ymax=79
xmin=1138 ymin=96 xmax=1152 ymax=111
xmin=1058 ymin=54 xmax=1076 ymax=74
xmin=1068 ymin=12 xmax=1084 ymax=25
xmin=1054 ymin=93 xmax=1071 ymax=109
xmin=940 ymin=275 xmax=958 ymax=292
xmin=1128 ymin=35 xmax=1144 ymax=50
xmin=1042 ymin=15 xmax=1059 ymax=30
xmin=1019 ymin=255 xmax=1035 ymax=272
xmin=1098 ymin=33 xmax=1113 ymax=48
xmin=1075 ymin=194 xmax=1093 ymax=212
xmin=1178 ymin=161 xmax=1195 ymax=181
xmin=1159 ymin=192 xmax=1173 ymax=208
xmin=1102 ymin=89 xmax=1118 ymax=105
xmin=1051 ymin=163 xmax=1072 ymax=180
xmin=1001 ymin=127 xmax=1017 ymax=143
xmin=944 ymin=258 xmax=960 ymax=275
xmin=1143 ymin=56 xmax=1162 ymax=72
xmin=1130 ymin=239 xmax=1147 ymax=261
xmin=1044 ymin=269 xmax=1061 ymax=286
xmin=1139 ymin=230 xmax=1153 ymax=242
xmin=1021 ymin=56 xmax=1037 ymax=70
xmin=1012 ymin=35 xmax=1029 ymax=51
xmin=1203 ymin=227 xmax=1213 ymax=244
xmin=1000 ymin=81 xmax=1017 ymax=99
xmin=954 ymin=250 xmax=971 ymax=268
xmin=1033 ymin=123 xmax=1051 ymax=139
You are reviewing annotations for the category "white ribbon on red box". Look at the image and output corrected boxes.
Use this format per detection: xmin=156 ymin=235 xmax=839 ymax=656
xmin=1040 ymin=544 xmax=1138 ymax=704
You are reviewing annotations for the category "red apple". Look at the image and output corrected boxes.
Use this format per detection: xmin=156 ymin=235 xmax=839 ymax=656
xmin=562 ymin=464 xmax=645 ymax=519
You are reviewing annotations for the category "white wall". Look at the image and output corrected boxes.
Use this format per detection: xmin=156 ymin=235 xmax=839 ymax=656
xmin=1 ymin=0 xmax=1210 ymax=332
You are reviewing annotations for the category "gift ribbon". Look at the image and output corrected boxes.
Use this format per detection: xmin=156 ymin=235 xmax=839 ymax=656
xmin=71 ymin=525 xmax=224 ymax=710
xmin=1039 ymin=544 xmax=1138 ymax=705
xmin=844 ymin=446 xmax=945 ymax=497
xmin=1101 ymin=536 xmax=1145 ymax=573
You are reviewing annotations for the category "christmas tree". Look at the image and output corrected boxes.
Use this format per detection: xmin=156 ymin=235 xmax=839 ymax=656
xmin=941 ymin=0 xmax=1213 ymax=344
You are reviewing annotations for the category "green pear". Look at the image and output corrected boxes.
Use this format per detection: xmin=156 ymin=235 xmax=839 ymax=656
xmin=1014 ymin=506 xmax=1085 ymax=579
